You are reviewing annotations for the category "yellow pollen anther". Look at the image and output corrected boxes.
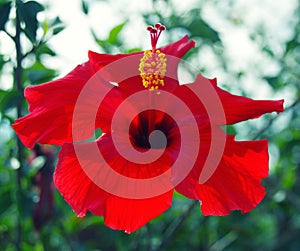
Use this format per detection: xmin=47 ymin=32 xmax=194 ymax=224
xmin=139 ymin=23 xmax=167 ymax=93
xmin=139 ymin=50 xmax=167 ymax=92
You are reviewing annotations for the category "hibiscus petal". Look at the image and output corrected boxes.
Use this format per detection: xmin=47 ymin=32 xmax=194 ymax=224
xmin=54 ymin=134 xmax=174 ymax=232
xmin=160 ymin=35 xmax=195 ymax=93
xmin=172 ymin=83 xmax=210 ymax=127
xmin=54 ymin=142 xmax=109 ymax=217
xmin=209 ymin=77 xmax=284 ymax=124
xmin=160 ymin=35 xmax=195 ymax=58
xmin=12 ymin=62 xmax=92 ymax=148
xmin=98 ymin=133 xmax=172 ymax=179
xmin=12 ymin=61 xmax=127 ymax=148
xmin=104 ymin=191 xmax=173 ymax=233
xmin=174 ymin=75 xmax=284 ymax=126
xmin=88 ymin=36 xmax=195 ymax=94
xmin=176 ymin=136 xmax=269 ymax=215
xmin=88 ymin=35 xmax=195 ymax=72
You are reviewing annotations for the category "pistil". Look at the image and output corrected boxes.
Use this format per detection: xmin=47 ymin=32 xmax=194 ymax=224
xmin=139 ymin=23 xmax=167 ymax=92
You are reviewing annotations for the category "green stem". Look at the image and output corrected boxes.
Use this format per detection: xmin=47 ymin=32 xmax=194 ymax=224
xmin=14 ymin=2 xmax=24 ymax=251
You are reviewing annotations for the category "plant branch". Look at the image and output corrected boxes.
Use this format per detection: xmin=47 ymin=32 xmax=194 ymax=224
xmin=22 ymin=39 xmax=45 ymax=59
xmin=252 ymin=96 xmax=300 ymax=139
xmin=4 ymin=29 xmax=15 ymax=41
xmin=209 ymin=231 xmax=238 ymax=251
xmin=14 ymin=3 xmax=24 ymax=251
xmin=153 ymin=201 xmax=198 ymax=251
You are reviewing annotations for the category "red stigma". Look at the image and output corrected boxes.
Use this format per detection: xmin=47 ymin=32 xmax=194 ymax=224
xmin=147 ymin=23 xmax=166 ymax=52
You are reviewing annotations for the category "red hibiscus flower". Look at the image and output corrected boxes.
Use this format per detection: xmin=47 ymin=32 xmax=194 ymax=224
xmin=13 ymin=23 xmax=284 ymax=233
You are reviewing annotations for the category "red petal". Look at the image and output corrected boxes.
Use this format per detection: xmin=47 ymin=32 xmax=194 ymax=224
xmin=12 ymin=62 xmax=92 ymax=148
xmin=98 ymin=133 xmax=172 ymax=178
xmin=88 ymin=50 xmax=140 ymax=73
xmin=88 ymin=36 xmax=195 ymax=94
xmin=172 ymin=83 xmax=210 ymax=127
xmin=160 ymin=35 xmax=195 ymax=58
xmin=160 ymin=35 xmax=195 ymax=93
xmin=209 ymin=77 xmax=284 ymax=124
xmin=54 ymin=143 xmax=109 ymax=217
xmin=88 ymin=35 xmax=195 ymax=72
xmin=94 ymin=87 xmax=126 ymax=133
xmin=176 ymin=136 xmax=269 ymax=215
xmin=173 ymin=75 xmax=284 ymax=126
xmin=54 ymin=134 xmax=174 ymax=232
xmin=104 ymin=191 xmax=173 ymax=233
xmin=12 ymin=61 xmax=126 ymax=148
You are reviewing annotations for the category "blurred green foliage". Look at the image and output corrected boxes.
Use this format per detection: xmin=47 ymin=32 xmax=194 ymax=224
xmin=0 ymin=0 xmax=299 ymax=250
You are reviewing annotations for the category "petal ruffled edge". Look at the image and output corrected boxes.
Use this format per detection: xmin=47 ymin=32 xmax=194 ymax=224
xmin=12 ymin=62 xmax=92 ymax=148
xmin=176 ymin=136 xmax=269 ymax=215
xmin=173 ymin=74 xmax=284 ymax=126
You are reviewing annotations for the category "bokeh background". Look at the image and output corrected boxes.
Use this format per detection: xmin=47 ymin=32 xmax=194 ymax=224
xmin=0 ymin=0 xmax=299 ymax=250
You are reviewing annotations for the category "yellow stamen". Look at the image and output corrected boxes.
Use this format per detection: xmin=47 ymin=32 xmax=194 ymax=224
xmin=139 ymin=49 xmax=167 ymax=92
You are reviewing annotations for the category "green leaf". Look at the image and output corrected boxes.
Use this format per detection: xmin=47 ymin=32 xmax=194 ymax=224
xmin=0 ymin=188 xmax=12 ymax=216
xmin=0 ymin=1 xmax=11 ymax=31
xmin=94 ymin=128 xmax=102 ymax=139
xmin=265 ymin=76 xmax=278 ymax=88
xmin=17 ymin=1 xmax=44 ymax=43
xmin=49 ymin=16 xmax=65 ymax=35
xmin=188 ymin=18 xmax=220 ymax=43
xmin=50 ymin=16 xmax=63 ymax=26
xmin=0 ymin=90 xmax=22 ymax=112
xmin=228 ymin=125 xmax=237 ymax=135
xmin=24 ymin=62 xmax=56 ymax=85
xmin=35 ymin=44 xmax=56 ymax=58
xmin=285 ymin=37 xmax=299 ymax=53
xmin=52 ymin=25 xmax=64 ymax=35
xmin=262 ymin=46 xmax=275 ymax=57
xmin=81 ymin=0 xmax=89 ymax=15
xmin=126 ymin=47 xmax=142 ymax=53
xmin=107 ymin=22 xmax=126 ymax=44
xmin=281 ymin=167 xmax=296 ymax=189
xmin=91 ymin=29 xmax=111 ymax=52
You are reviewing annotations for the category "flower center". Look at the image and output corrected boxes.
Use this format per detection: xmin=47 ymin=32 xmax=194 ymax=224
xmin=129 ymin=110 xmax=178 ymax=150
xmin=139 ymin=23 xmax=167 ymax=92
